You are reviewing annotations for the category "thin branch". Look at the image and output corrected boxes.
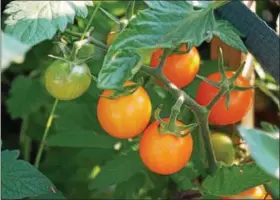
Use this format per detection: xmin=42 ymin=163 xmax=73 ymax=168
xmin=34 ymin=99 xmax=59 ymax=168
xmin=81 ymin=2 xmax=102 ymax=40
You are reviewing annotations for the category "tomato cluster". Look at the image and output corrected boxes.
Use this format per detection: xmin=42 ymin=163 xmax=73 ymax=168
xmin=44 ymin=41 xmax=257 ymax=195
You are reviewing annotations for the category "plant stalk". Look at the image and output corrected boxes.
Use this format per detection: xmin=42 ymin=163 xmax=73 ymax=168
xmin=64 ymin=30 xmax=108 ymax=51
xmin=207 ymin=88 xmax=228 ymax=110
xmin=34 ymin=99 xmax=59 ymax=168
xmin=19 ymin=116 xmax=31 ymax=161
xmin=81 ymin=2 xmax=102 ymax=40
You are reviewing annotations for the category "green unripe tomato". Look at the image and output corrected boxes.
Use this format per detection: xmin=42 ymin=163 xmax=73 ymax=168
xmin=211 ymin=133 xmax=235 ymax=165
xmin=77 ymin=43 xmax=96 ymax=59
xmin=44 ymin=60 xmax=91 ymax=100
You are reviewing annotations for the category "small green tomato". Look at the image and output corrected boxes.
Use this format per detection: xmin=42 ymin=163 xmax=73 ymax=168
xmin=211 ymin=132 xmax=235 ymax=165
xmin=44 ymin=60 xmax=91 ymax=100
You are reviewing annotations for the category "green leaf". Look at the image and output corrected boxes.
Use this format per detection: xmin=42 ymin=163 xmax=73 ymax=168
xmin=113 ymin=173 xmax=146 ymax=198
xmin=6 ymin=76 xmax=51 ymax=119
xmin=213 ymin=20 xmax=247 ymax=52
xmin=97 ymin=1 xmax=246 ymax=89
xmin=89 ymin=151 xmax=144 ymax=190
xmin=260 ymin=121 xmax=279 ymax=133
xmin=265 ymin=178 xmax=280 ymax=198
xmin=1 ymin=31 xmax=31 ymax=72
xmin=1 ymin=150 xmax=20 ymax=162
xmin=186 ymin=1 xmax=228 ymax=9
xmin=28 ymin=192 xmax=66 ymax=199
xmin=4 ymin=1 xmax=93 ymax=45
xmin=170 ymin=163 xmax=200 ymax=190
xmin=1 ymin=150 xmax=55 ymax=199
xmin=202 ymin=163 xmax=273 ymax=196
xmin=238 ymin=126 xmax=279 ymax=180
xmin=53 ymin=86 xmax=104 ymax=134
xmin=47 ymin=131 xmax=118 ymax=149
xmin=189 ymin=129 xmax=208 ymax=177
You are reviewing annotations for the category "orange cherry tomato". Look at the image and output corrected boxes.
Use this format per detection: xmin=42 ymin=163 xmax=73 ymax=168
xmin=97 ymin=81 xmax=152 ymax=139
xmin=222 ymin=185 xmax=272 ymax=199
xmin=196 ymin=71 xmax=253 ymax=125
xmin=150 ymin=45 xmax=200 ymax=88
xmin=139 ymin=118 xmax=193 ymax=175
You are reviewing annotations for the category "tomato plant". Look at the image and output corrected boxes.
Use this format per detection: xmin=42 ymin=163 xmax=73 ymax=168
xmin=139 ymin=118 xmax=193 ymax=175
xmin=150 ymin=45 xmax=200 ymax=88
xmin=196 ymin=71 xmax=254 ymax=125
xmin=2 ymin=1 xmax=279 ymax=200
xmin=97 ymin=81 xmax=152 ymax=139
xmin=44 ymin=60 xmax=91 ymax=101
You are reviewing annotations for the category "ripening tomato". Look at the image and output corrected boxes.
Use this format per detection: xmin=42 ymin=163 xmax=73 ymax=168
xmin=150 ymin=45 xmax=200 ymax=88
xmin=44 ymin=60 xmax=91 ymax=100
xmin=222 ymin=185 xmax=272 ymax=199
xmin=139 ymin=118 xmax=193 ymax=175
xmin=106 ymin=31 xmax=118 ymax=46
xmin=211 ymin=133 xmax=235 ymax=165
xmin=196 ymin=71 xmax=253 ymax=125
xmin=97 ymin=81 xmax=152 ymax=139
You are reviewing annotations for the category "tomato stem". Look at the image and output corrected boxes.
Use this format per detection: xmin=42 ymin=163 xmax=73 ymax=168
xmin=64 ymin=30 xmax=108 ymax=51
xmin=126 ymin=1 xmax=136 ymax=20
xmin=155 ymin=48 xmax=174 ymax=74
xmin=81 ymin=2 xmax=102 ymax=40
xmin=34 ymin=99 xmax=59 ymax=168
xmin=168 ymin=95 xmax=185 ymax=130
xmin=19 ymin=116 xmax=31 ymax=161
xmin=99 ymin=7 xmax=121 ymax=25
xmin=206 ymin=87 xmax=228 ymax=110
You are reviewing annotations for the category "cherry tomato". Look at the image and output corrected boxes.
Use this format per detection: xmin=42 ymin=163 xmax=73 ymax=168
xmin=211 ymin=133 xmax=235 ymax=165
xmin=139 ymin=118 xmax=193 ymax=175
xmin=44 ymin=60 xmax=91 ymax=100
xmin=196 ymin=71 xmax=253 ymax=125
xmin=222 ymin=185 xmax=272 ymax=199
xmin=150 ymin=45 xmax=200 ymax=88
xmin=97 ymin=81 xmax=152 ymax=139
xmin=106 ymin=31 xmax=118 ymax=46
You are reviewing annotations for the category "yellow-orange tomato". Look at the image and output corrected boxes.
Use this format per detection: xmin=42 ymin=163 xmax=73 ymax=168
xmin=139 ymin=118 xmax=193 ymax=175
xmin=97 ymin=81 xmax=152 ymax=139
xmin=222 ymin=185 xmax=272 ymax=199
xmin=150 ymin=45 xmax=200 ymax=88
xmin=196 ymin=71 xmax=253 ymax=125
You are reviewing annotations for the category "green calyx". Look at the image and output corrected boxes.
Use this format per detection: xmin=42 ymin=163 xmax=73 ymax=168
xmin=49 ymin=37 xmax=97 ymax=66
xmin=101 ymin=78 xmax=143 ymax=100
xmin=154 ymin=97 xmax=199 ymax=137
xmin=196 ymin=47 xmax=254 ymax=109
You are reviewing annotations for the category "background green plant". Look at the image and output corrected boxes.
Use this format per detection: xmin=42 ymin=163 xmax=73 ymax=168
xmin=1 ymin=1 xmax=279 ymax=199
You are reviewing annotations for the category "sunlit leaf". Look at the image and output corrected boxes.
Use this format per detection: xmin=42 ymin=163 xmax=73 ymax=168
xmin=4 ymin=1 xmax=93 ymax=45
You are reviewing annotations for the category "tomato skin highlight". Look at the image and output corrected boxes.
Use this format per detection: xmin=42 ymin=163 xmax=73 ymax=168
xmin=222 ymin=185 xmax=272 ymax=199
xmin=97 ymin=81 xmax=152 ymax=139
xmin=139 ymin=118 xmax=193 ymax=175
xmin=196 ymin=71 xmax=253 ymax=125
xmin=150 ymin=45 xmax=200 ymax=88
xmin=44 ymin=60 xmax=91 ymax=101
